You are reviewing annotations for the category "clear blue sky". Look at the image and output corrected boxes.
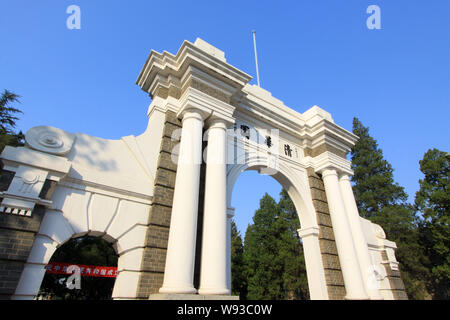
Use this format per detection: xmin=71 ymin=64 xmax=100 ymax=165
xmin=1 ymin=1 xmax=449 ymax=236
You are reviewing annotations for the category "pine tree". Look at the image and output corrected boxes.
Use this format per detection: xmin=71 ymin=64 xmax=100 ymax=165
xmin=415 ymin=149 xmax=449 ymax=299
xmin=351 ymin=118 xmax=408 ymax=217
xmin=230 ymin=219 xmax=247 ymax=299
xmin=351 ymin=117 xmax=428 ymax=299
xmin=243 ymin=191 xmax=309 ymax=300
xmin=0 ymin=89 xmax=24 ymax=152
xmin=244 ymin=193 xmax=284 ymax=299
xmin=277 ymin=189 xmax=309 ymax=299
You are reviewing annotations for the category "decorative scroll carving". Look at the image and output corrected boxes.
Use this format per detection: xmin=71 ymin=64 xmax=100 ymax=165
xmin=25 ymin=126 xmax=76 ymax=156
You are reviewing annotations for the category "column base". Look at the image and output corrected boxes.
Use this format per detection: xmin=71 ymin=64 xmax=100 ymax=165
xmin=149 ymin=293 xmax=239 ymax=300
xmin=198 ymin=287 xmax=230 ymax=296
xmin=344 ymin=295 xmax=370 ymax=300
xmin=159 ymin=286 xmax=197 ymax=295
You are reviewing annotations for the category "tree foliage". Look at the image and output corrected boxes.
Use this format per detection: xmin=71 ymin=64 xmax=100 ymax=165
xmin=241 ymin=191 xmax=308 ymax=300
xmin=0 ymin=89 xmax=24 ymax=152
xmin=277 ymin=189 xmax=309 ymax=299
xmin=351 ymin=118 xmax=409 ymax=217
xmin=351 ymin=117 xmax=428 ymax=299
xmin=231 ymin=220 xmax=247 ymax=299
xmin=415 ymin=149 xmax=450 ymax=299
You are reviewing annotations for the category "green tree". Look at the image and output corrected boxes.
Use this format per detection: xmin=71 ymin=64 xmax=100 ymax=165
xmin=244 ymin=194 xmax=284 ymax=299
xmin=351 ymin=118 xmax=408 ymax=218
xmin=415 ymin=149 xmax=449 ymax=299
xmin=351 ymin=117 xmax=428 ymax=299
xmin=243 ymin=191 xmax=308 ymax=300
xmin=0 ymin=89 xmax=24 ymax=152
xmin=230 ymin=219 xmax=247 ymax=299
xmin=277 ymin=189 xmax=309 ymax=300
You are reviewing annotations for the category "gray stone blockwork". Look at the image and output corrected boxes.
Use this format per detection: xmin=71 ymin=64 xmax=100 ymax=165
xmin=306 ymin=168 xmax=408 ymax=300
xmin=135 ymin=111 xmax=182 ymax=298
xmin=383 ymin=257 xmax=408 ymax=300
xmin=306 ymin=168 xmax=346 ymax=300
xmin=135 ymin=111 xmax=208 ymax=299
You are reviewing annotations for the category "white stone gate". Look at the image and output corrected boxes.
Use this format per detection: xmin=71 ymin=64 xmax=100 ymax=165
xmin=0 ymin=38 xmax=407 ymax=300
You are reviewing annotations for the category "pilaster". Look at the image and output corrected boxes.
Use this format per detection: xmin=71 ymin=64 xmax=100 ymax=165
xmin=135 ymin=110 xmax=182 ymax=298
xmin=320 ymin=168 xmax=369 ymax=300
xmin=0 ymin=146 xmax=70 ymax=300
xmin=306 ymin=168 xmax=346 ymax=299
xmin=198 ymin=119 xmax=229 ymax=295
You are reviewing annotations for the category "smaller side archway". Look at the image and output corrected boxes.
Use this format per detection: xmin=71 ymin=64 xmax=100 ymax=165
xmin=38 ymin=235 xmax=118 ymax=300
xmin=11 ymin=185 xmax=152 ymax=300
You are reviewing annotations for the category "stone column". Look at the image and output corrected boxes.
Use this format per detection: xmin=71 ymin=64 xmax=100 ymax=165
xmin=339 ymin=174 xmax=384 ymax=300
xmin=321 ymin=169 xmax=369 ymax=300
xmin=159 ymin=110 xmax=204 ymax=294
xmin=198 ymin=119 xmax=230 ymax=295
xmin=297 ymin=226 xmax=329 ymax=300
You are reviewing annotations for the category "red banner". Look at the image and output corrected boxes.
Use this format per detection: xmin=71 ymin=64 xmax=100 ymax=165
xmin=45 ymin=262 xmax=118 ymax=278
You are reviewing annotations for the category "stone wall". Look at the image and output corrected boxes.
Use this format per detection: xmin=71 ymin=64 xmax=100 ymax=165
xmin=382 ymin=252 xmax=408 ymax=300
xmin=306 ymin=168 xmax=346 ymax=300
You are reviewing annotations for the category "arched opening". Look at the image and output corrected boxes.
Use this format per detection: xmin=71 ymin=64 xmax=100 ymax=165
xmin=37 ymin=235 xmax=118 ymax=300
xmin=229 ymin=169 xmax=310 ymax=300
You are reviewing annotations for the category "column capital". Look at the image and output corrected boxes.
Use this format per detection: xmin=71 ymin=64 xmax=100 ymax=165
xmin=297 ymin=226 xmax=320 ymax=239
xmin=179 ymin=108 xmax=205 ymax=123
xmin=311 ymin=150 xmax=354 ymax=177
xmin=205 ymin=117 xmax=230 ymax=131
xmin=227 ymin=207 xmax=235 ymax=219
xmin=320 ymin=168 xmax=339 ymax=179
xmin=338 ymin=173 xmax=353 ymax=183
xmin=318 ymin=166 xmax=354 ymax=180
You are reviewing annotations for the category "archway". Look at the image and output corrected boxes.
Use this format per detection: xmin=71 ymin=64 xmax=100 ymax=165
xmin=10 ymin=191 xmax=150 ymax=300
xmin=229 ymin=170 xmax=310 ymax=300
xmin=226 ymin=154 xmax=329 ymax=300
xmin=227 ymin=155 xmax=318 ymax=230
xmin=38 ymin=236 xmax=118 ymax=300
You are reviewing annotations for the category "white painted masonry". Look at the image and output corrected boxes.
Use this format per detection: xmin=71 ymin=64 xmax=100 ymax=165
xmin=199 ymin=119 xmax=230 ymax=295
xmin=339 ymin=174 xmax=384 ymax=300
xmin=0 ymin=38 xmax=404 ymax=300
xmin=321 ymin=169 xmax=368 ymax=300
xmin=159 ymin=110 xmax=204 ymax=294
